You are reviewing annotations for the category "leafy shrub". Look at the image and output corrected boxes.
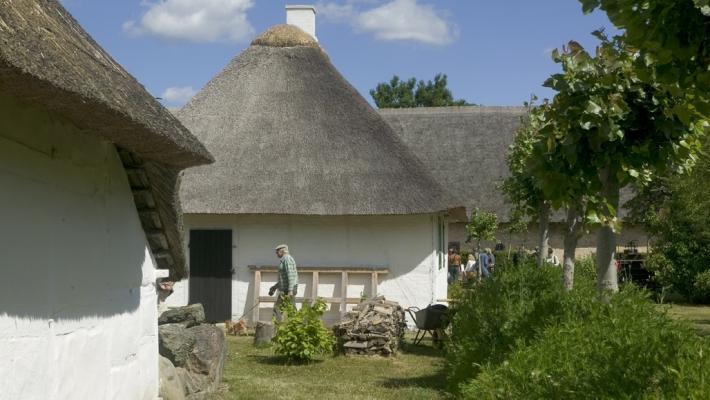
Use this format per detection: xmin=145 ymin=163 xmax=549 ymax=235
xmin=643 ymin=146 xmax=710 ymax=303
xmin=273 ymin=297 xmax=335 ymax=362
xmin=461 ymin=287 xmax=710 ymax=399
xmin=574 ymin=254 xmax=597 ymax=283
xmin=445 ymin=260 xmax=597 ymax=391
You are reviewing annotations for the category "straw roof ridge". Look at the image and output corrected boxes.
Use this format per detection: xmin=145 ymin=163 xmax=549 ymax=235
xmin=179 ymin=39 xmax=461 ymax=216
xmin=0 ymin=0 xmax=214 ymax=278
xmin=251 ymin=24 xmax=319 ymax=48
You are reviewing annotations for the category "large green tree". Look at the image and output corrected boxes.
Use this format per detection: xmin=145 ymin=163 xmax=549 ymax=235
xmin=501 ymin=103 xmax=553 ymax=268
xmin=579 ymin=0 xmax=709 ymax=122
xmin=533 ymin=34 xmax=704 ymax=293
xmin=504 ymin=99 xmax=591 ymax=287
xmin=370 ymin=73 xmax=471 ymax=108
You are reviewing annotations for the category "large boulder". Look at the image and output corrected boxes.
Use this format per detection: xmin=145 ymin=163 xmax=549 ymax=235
xmin=159 ymin=323 xmax=196 ymax=366
xmin=186 ymin=324 xmax=227 ymax=389
xmin=159 ymin=356 xmax=186 ymax=400
xmin=159 ymin=314 xmax=226 ymax=398
xmin=176 ymin=367 xmax=209 ymax=396
xmin=159 ymin=304 xmax=206 ymax=327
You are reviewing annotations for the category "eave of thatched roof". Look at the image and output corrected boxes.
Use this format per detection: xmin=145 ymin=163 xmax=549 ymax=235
xmin=382 ymin=106 xmax=637 ymax=223
xmin=0 ymin=0 xmax=214 ymax=279
xmin=178 ymin=25 xmax=461 ymax=217
xmin=381 ymin=106 xmax=526 ymax=221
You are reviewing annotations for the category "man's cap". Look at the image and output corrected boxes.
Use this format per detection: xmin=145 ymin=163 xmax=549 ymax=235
xmin=275 ymin=244 xmax=289 ymax=251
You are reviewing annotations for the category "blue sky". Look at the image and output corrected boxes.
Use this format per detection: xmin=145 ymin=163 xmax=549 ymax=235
xmin=59 ymin=0 xmax=620 ymax=108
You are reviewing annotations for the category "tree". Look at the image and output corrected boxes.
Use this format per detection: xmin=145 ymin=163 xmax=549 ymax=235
xmin=645 ymin=142 xmax=710 ymax=302
xmin=501 ymin=102 xmax=553 ymax=268
xmin=370 ymin=73 xmax=471 ymax=108
xmin=579 ymin=0 xmax=709 ymax=128
xmin=505 ymin=208 xmax=530 ymax=259
xmin=533 ymin=34 xmax=705 ymax=293
xmin=465 ymin=208 xmax=498 ymax=252
xmin=369 ymin=76 xmax=417 ymax=108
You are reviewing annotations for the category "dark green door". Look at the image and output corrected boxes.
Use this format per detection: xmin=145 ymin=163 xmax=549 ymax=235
xmin=189 ymin=229 xmax=232 ymax=321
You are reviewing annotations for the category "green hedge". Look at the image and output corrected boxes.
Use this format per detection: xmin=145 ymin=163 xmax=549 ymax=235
xmin=462 ymin=288 xmax=710 ymax=399
xmin=446 ymin=258 xmax=596 ymax=390
xmin=446 ymin=260 xmax=710 ymax=398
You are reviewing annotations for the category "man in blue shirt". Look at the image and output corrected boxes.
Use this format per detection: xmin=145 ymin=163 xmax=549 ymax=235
xmin=477 ymin=250 xmax=491 ymax=279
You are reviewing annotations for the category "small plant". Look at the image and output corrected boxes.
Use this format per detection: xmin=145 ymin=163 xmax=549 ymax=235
xmin=465 ymin=208 xmax=498 ymax=251
xmin=273 ymin=297 xmax=335 ymax=362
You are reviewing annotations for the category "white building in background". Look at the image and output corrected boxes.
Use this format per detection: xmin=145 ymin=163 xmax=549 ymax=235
xmin=0 ymin=1 xmax=212 ymax=399
xmin=167 ymin=9 xmax=461 ymax=325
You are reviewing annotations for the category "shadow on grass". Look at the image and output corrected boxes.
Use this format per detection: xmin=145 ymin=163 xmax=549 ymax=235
xmin=247 ymin=354 xmax=325 ymax=366
xmin=380 ymin=369 xmax=449 ymax=394
xmin=400 ymin=343 xmax=445 ymax=358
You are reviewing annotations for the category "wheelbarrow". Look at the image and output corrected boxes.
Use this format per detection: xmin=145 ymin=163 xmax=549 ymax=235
xmin=405 ymin=304 xmax=450 ymax=345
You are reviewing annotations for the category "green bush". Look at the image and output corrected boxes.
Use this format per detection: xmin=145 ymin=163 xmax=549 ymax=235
xmin=574 ymin=254 xmax=597 ymax=283
xmin=461 ymin=288 xmax=710 ymax=399
xmin=643 ymin=145 xmax=710 ymax=303
xmin=445 ymin=260 xmax=597 ymax=391
xmin=273 ymin=297 xmax=335 ymax=362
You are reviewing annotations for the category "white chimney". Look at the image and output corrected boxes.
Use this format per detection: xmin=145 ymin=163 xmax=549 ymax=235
xmin=286 ymin=5 xmax=317 ymax=41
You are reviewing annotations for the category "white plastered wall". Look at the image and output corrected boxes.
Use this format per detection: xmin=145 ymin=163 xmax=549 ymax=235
xmin=0 ymin=94 xmax=160 ymax=400
xmin=168 ymin=213 xmax=449 ymax=325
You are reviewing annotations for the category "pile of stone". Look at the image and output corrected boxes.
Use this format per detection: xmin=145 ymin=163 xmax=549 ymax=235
xmin=333 ymin=296 xmax=407 ymax=356
xmin=158 ymin=304 xmax=227 ymax=400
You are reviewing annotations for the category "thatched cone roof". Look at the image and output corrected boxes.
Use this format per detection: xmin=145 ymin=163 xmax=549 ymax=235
xmin=179 ymin=25 xmax=460 ymax=216
xmin=0 ymin=0 xmax=214 ymax=279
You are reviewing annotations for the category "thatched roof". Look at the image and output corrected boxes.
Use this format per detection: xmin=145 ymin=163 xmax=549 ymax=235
xmin=381 ymin=106 xmax=525 ymax=221
xmin=178 ymin=25 xmax=460 ymax=216
xmin=382 ymin=106 xmax=637 ymax=223
xmin=0 ymin=0 xmax=214 ymax=279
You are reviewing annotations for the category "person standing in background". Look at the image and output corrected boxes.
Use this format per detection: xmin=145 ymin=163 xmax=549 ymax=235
xmin=269 ymin=244 xmax=299 ymax=321
xmin=448 ymin=248 xmax=462 ymax=284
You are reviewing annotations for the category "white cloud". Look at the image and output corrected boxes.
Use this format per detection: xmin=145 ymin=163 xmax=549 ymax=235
xmin=316 ymin=2 xmax=355 ymax=23
xmin=161 ymin=86 xmax=197 ymax=105
xmin=317 ymin=0 xmax=457 ymax=45
xmin=123 ymin=0 xmax=255 ymax=43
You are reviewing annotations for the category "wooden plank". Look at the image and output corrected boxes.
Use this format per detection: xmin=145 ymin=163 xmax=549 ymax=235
xmin=247 ymin=265 xmax=389 ymax=273
xmin=311 ymin=271 xmax=319 ymax=300
xmin=371 ymin=271 xmax=378 ymax=297
xmin=256 ymin=296 xmax=363 ymax=305
xmin=341 ymin=271 xmax=348 ymax=317
xmin=253 ymin=270 xmax=261 ymax=323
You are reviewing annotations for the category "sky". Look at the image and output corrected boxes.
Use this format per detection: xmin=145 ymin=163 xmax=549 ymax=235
xmin=59 ymin=0 xmax=621 ymax=109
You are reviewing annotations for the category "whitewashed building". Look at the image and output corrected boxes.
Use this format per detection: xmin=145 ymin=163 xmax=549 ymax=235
xmin=169 ymin=13 xmax=461 ymax=325
xmin=0 ymin=1 xmax=212 ymax=399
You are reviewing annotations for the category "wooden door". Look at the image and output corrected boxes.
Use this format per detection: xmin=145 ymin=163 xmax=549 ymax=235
xmin=189 ymin=229 xmax=232 ymax=322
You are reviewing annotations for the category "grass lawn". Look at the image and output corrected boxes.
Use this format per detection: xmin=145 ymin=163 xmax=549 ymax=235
xmin=663 ymin=304 xmax=710 ymax=336
xmin=214 ymin=336 xmax=450 ymax=400
xmin=210 ymin=305 xmax=710 ymax=399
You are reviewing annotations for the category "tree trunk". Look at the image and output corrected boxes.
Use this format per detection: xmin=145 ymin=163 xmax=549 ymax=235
xmin=507 ymin=232 xmax=512 ymax=259
xmin=254 ymin=321 xmax=275 ymax=347
xmin=562 ymin=206 xmax=581 ymax=291
xmin=596 ymin=169 xmax=621 ymax=293
xmin=537 ymin=203 xmax=551 ymax=267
